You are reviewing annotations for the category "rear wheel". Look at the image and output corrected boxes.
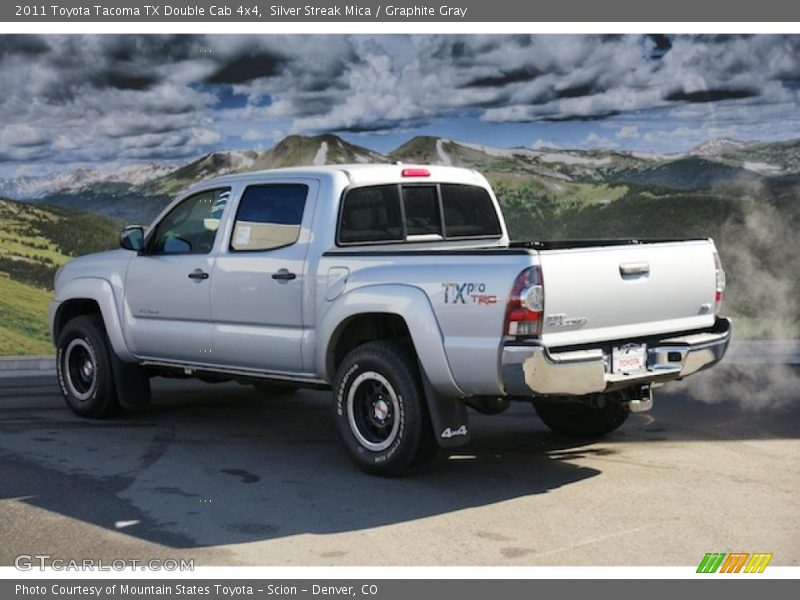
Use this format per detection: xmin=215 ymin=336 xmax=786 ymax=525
xmin=56 ymin=314 xmax=120 ymax=419
xmin=533 ymin=394 xmax=629 ymax=438
xmin=333 ymin=341 xmax=437 ymax=476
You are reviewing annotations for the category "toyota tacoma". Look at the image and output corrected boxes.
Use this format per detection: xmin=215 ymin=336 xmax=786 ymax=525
xmin=50 ymin=165 xmax=731 ymax=475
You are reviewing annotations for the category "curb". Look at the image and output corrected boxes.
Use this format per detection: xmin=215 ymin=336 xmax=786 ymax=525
xmin=0 ymin=355 xmax=56 ymax=378
xmin=0 ymin=341 xmax=797 ymax=378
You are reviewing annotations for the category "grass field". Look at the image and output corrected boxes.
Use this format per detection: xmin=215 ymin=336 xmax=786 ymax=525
xmin=0 ymin=273 xmax=54 ymax=355
xmin=0 ymin=198 xmax=119 ymax=356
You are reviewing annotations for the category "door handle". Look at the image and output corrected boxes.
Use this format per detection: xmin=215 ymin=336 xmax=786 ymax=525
xmin=188 ymin=269 xmax=209 ymax=280
xmin=619 ymin=262 xmax=650 ymax=276
xmin=272 ymin=269 xmax=297 ymax=282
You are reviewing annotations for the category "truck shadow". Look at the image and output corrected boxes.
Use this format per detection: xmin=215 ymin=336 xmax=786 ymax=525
xmin=0 ymin=368 xmax=798 ymax=556
xmin=0 ymin=381 xmax=603 ymax=554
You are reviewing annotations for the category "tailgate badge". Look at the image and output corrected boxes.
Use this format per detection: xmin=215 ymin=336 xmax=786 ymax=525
xmin=546 ymin=314 xmax=588 ymax=328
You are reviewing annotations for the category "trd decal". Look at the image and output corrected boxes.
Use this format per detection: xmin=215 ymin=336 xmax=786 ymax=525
xmin=442 ymin=282 xmax=497 ymax=306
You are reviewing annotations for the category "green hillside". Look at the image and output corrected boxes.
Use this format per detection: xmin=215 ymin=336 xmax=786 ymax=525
xmin=43 ymin=184 xmax=172 ymax=225
xmin=0 ymin=198 xmax=120 ymax=354
xmin=610 ymin=156 xmax=763 ymax=190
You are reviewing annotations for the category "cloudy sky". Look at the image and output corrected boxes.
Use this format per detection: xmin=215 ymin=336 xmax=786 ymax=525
xmin=2 ymin=34 xmax=800 ymax=177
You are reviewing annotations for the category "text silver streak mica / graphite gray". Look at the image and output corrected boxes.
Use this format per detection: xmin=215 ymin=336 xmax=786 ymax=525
xmin=49 ymin=164 xmax=731 ymax=475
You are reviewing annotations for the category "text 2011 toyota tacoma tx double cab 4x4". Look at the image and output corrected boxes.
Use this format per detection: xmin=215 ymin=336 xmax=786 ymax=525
xmin=50 ymin=164 xmax=731 ymax=475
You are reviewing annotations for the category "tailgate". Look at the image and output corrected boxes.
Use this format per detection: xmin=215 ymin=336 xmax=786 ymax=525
xmin=538 ymin=240 xmax=718 ymax=346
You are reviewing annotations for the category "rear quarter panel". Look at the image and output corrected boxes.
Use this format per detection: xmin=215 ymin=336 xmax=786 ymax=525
xmin=317 ymin=253 xmax=535 ymax=396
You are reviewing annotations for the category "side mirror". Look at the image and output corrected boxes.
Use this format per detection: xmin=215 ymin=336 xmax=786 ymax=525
xmin=120 ymin=225 xmax=145 ymax=252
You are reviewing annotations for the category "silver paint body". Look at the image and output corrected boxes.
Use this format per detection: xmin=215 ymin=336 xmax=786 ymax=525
xmin=49 ymin=165 xmax=730 ymax=398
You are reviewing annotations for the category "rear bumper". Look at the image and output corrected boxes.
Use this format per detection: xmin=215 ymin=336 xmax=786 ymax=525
xmin=501 ymin=317 xmax=732 ymax=397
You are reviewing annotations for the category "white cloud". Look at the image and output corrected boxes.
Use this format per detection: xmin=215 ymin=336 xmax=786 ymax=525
xmin=584 ymin=132 xmax=618 ymax=148
xmin=532 ymin=139 xmax=559 ymax=150
xmin=0 ymin=124 xmax=49 ymax=149
xmin=616 ymin=125 xmax=640 ymax=140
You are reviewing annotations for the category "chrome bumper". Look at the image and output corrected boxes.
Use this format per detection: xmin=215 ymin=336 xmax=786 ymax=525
xmin=501 ymin=317 xmax=732 ymax=397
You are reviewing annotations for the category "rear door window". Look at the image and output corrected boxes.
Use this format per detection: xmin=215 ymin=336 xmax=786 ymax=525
xmin=231 ymin=184 xmax=308 ymax=251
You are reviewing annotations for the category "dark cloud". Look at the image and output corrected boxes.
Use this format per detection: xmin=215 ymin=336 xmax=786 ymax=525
xmin=539 ymin=111 xmax=622 ymax=122
xmin=205 ymin=51 xmax=286 ymax=84
xmin=104 ymin=72 xmax=159 ymax=91
xmin=555 ymin=83 xmax=599 ymax=99
xmin=334 ymin=122 xmax=402 ymax=133
xmin=646 ymin=34 xmax=672 ymax=58
xmin=0 ymin=35 xmax=49 ymax=58
xmin=101 ymin=35 xmax=200 ymax=65
xmin=462 ymin=66 xmax=542 ymax=88
xmin=665 ymin=88 xmax=760 ymax=103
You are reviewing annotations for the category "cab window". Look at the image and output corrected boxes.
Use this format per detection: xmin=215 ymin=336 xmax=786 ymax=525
xmin=148 ymin=188 xmax=230 ymax=255
xmin=338 ymin=183 xmax=502 ymax=244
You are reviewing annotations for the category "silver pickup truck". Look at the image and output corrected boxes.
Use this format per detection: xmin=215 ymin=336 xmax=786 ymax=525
xmin=50 ymin=164 xmax=731 ymax=475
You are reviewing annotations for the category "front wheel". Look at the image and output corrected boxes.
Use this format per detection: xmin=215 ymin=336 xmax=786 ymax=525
xmin=533 ymin=394 xmax=629 ymax=438
xmin=56 ymin=314 xmax=120 ymax=419
xmin=333 ymin=341 xmax=437 ymax=476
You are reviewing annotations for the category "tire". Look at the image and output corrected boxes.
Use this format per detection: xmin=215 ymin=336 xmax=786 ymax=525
xmin=251 ymin=381 xmax=299 ymax=396
xmin=333 ymin=341 xmax=437 ymax=476
xmin=56 ymin=314 xmax=120 ymax=419
xmin=533 ymin=394 xmax=629 ymax=438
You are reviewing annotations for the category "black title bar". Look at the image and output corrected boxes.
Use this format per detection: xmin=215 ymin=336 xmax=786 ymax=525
xmin=4 ymin=0 xmax=800 ymax=22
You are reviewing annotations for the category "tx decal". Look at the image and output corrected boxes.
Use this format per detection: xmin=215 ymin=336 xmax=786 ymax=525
xmin=442 ymin=282 xmax=497 ymax=306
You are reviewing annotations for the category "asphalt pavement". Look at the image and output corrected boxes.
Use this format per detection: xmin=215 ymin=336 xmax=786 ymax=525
xmin=1 ymin=364 xmax=798 ymax=566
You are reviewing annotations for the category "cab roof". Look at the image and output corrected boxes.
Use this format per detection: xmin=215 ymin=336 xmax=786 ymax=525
xmin=186 ymin=164 xmax=488 ymax=192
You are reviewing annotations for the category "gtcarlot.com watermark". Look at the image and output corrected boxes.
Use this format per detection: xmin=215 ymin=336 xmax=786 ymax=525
xmin=15 ymin=554 xmax=194 ymax=571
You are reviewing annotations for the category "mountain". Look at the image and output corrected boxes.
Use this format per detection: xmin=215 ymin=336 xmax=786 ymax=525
xmin=140 ymin=134 xmax=385 ymax=198
xmin=0 ymin=162 xmax=173 ymax=200
xmin=140 ymin=150 xmax=258 ymax=196
xmin=253 ymin=133 xmax=384 ymax=169
xmin=4 ymin=133 xmax=800 ymax=207
xmin=0 ymin=197 xmax=121 ymax=354
xmin=689 ymin=138 xmax=753 ymax=156
xmin=389 ymin=135 xmax=631 ymax=186
xmin=40 ymin=184 xmax=172 ymax=224
xmin=609 ymin=156 xmax=764 ymax=190
xmin=723 ymin=138 xmax=800 ymax=174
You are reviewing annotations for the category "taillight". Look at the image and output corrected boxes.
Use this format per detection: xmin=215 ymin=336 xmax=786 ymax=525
xmin=505 ymin=265 xmax=544 ymax=337
xmin=713 ymin=248 xmax=725 ymax=315
xmin=401 ymin=168 xmax=430 ymax=177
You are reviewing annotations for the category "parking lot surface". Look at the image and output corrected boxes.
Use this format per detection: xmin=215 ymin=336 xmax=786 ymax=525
xmin=1 ymin=365 xmax=798 ymax=566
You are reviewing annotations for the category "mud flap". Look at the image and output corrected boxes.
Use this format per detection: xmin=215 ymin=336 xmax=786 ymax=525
xmin=109 ymin=352 xmax=151 ymax=410
xmin=419 ymin=366 xmax=471 ymax=448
